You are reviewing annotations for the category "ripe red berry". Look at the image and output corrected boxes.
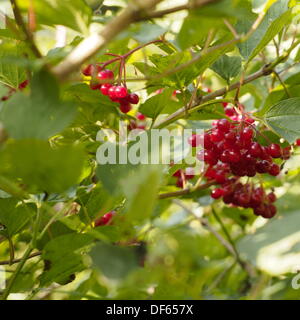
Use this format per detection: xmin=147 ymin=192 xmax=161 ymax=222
xmin=100 ymin=83 xmax=112 ymax=95
xmin=296 ymin=139 xmax=300 ymax=146
xmin=136 ymin=112 xmax=146 ymax=120
xmin=119 ymin=102 xmax=132 ymax=113
xmin=97 ymin=69 xmax=114 ymax=81
xmin=249 ymin=142 xmax=262 ymax=158
xmin=224 ymin=106 xmax=236 ymax=117
xmin=173 ymin=169 xmax=182 ymax=178
xmin=256 ymin=160 xmax=271 ymax=173
xmin=95 ymin=211 xmax=115 ymax=227
xmin=268 ymin=163 xmax=280 ymax=176
xmin=267 ymin=192 xmax=276 ymax=203
xmin=108 ymin=86 xmax=117 ymax=99
xmin=216 ymin=119 xmax=231 ymax=133
xmin=241 ymin=127 xmax=254 ymax=141
xmin=188 ymin=134 xmax=201 ymax=147
xmin=267 ymin=143 xmax=281 ymax=158
xmin=115 ymin=86 xmax=128 ymax=99
xmin=220 ymin=149 xmax=240 ymax=163
xmin=18 ymin=79 xmax=29 ymax=90
xmin=128 ymin=93 xmax=139 ymax=104
xmin=176 ymin=177 xmax=184 ymax=188
xmin=211 ymin=129 xmax=224 ymax=142
xmin=211 ymin=188 xmax=224 ymax=199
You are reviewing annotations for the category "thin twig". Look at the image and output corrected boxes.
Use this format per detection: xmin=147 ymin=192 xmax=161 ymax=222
xmin=9 ymin=0 xmax=42 ymax=58
xmin=0 ymin=251 xmax=41 ymax=266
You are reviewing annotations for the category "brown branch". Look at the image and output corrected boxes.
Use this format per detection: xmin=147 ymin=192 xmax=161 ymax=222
xmin=9 ymin=0 xmax=42 ymax=58
xmin=158 ymin=181 xmax=215 ymax=199
xmin=0 ymin=251 xmax=41 ymax=266
xmin=135 ymin=0 xmax=221 ymax=21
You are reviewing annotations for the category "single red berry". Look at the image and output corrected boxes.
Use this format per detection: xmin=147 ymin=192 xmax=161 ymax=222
xmin=214 ymin=170 xmax=226 ymax=184
xmin=296 ymin=139 xmax=300 ymax=146
xmin=95 ymin=211 xmax=115 ymax=227
xmin=18 ymin=79 xmax=29 ymax=90
xmin=268 ymin=163 xmax=280 ymax=176
xmin=188 ymin=134 xmax=201 ymax=147
xmin=224 ymin=106 xmax=236 ymax=117
xmin=267 ymin=143 xmax=281 ymax=158
xmin=97 ymin=69 xmax=114 ymax=81
xmin=220 ymin=149 xmax=240 ymax=163
xmin=128 ymin=93 xmax=139 ymax=104
xmin=136 ymin=112 xmax=146 ymax=121
xmin=211 ymin=188 xmax=224 ymax=199
xmin=119 ymin=101 xmax=132 ymax=113
xmin=281 ymin=146 xmax=291 ymax=160
xmin=173 ymin=169 xmax=182 ymax=178
xmin=108 ymin=86 xmax=117 ymax=99
xmin=176 ymin=177 xmax=184 ymax=188
xmin=216 ymin=119 xmax=231 ymax=133
xmin=256 ymin=160 xmax=271 ymax=173
xmin=267 ymin=192 xmax=276 ymax=203
xmin=211 ymin=129 xmax=224 ymax=142
xmin=241 ymin=127 xmax=254 ymax=141
xmin=222 ymin=102 xmax=228 ymax=108
xmin=115 ymin=86 xmax=128 ymax=99
xmin=100 ymin=83 xmax=112 ymax=95
xmin=249 ymin=142 xmax=262 ymax=158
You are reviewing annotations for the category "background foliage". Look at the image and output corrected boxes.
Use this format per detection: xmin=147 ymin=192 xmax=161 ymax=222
xmin=0 ymin=0 xmax=300 ymax=300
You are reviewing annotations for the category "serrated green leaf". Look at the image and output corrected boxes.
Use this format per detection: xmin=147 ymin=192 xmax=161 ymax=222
xmin=264 ymin=97 xmax=300 ymax=143
xmin=211 ymin=54 xmax=242 ymax=81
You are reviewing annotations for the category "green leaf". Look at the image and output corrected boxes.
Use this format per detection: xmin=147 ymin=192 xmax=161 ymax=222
xmin=139 ymin=89 xmax=180 ymax=119
xmin=1 ymin=71 xmax=76 ymax=140
xmin=237 ymin=0 xmax=291 ymax=61
xmin=122 ymin=165 xmax=162 ymax=222
xmin=17 ymin=0 xmax=92 ymax=33
xmin=130 ymin=22 xmax=166 ymax=43
xmin=0 ymin=140 xmax=85 ymax=193
xmin=0 ymin=42 xmax=27 ymax=88
xmin=264 ymin=97 xmax=300 ymax=143
xmin=0 ymin=198 xmax=35 ymax=237
xmin=211 ymin=55 xmax=242 ymax=82
xmin=238 ymin=210 xmax=300 ymax=275
xmin=90 ymin=242 xmax=140 ymax=279
xmin=40 ymin=233 xmax=94 ymax=286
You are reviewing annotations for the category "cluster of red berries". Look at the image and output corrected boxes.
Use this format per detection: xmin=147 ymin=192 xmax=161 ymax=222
xmin=1 ymin=80 xmax=29 ymax=101
xmin=94 ymin=210 xmax=115 ymax=227
xmin=82 ymin=64 xmax=139 ymax=114
xmin=211 ymin=181 xmax=277 ymax=218
xmin=186 ymin=103 xmax=292 ymax=218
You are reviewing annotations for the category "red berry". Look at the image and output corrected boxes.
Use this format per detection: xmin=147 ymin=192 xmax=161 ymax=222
xmin=100 ymin=83 xmax=112 ymax=95
xmin=188 ymin=134 xmax=201 ymax=147
xmin=249 ymin=142 xmax=262 ymax=158
xmin=216 ymin=119 xmax=231 ymax=133
xmin=211 ymin=129 xmax=224 ymax=142
xmin=108 ymin=86 xmax=117 ymax=99
xmin=267 ymin=192 xmax=276 ymax=203
xmin=119 ymin=102 xmax=132 ymax=113
xmin=220 ymin=149 xmax=240 ymax=163
xmin=211 ymin=188 xmax=224 ymax=199
xmin=128 ymin=93 xmax=139 ymax=104
xmin=97 ymin=69 xmax=114 ymax=81
xmin=224 ymin=106 xmax=236 ymax=117
xmin=173 ymin=169 xmax=182 ymax=178
xmin=296 ymin=139 xmax=300 ymax=146
xmin=268 ymin=163 xmax=280 ymax=176
xmin=214 ymin=170 xmax=226 ymax=184
xmin=18 ymin=79 xmax=29 ymax=90
xmin=115 ymin=86 xmax=128 ymax=99
xmin=256 ymin=160 xmax=271 ymax=173
xmin=241 ymin=127 xmax=254 ymax=141
xmin=176 ymin=177 xmax=184 ymax=188
xmin=136 ymin=112 xmax=146 ymax=120
xmin=95 ymin=211 xmax=115 ymax=227
xmin=267 ymin=143 xmax=281 ymax=158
